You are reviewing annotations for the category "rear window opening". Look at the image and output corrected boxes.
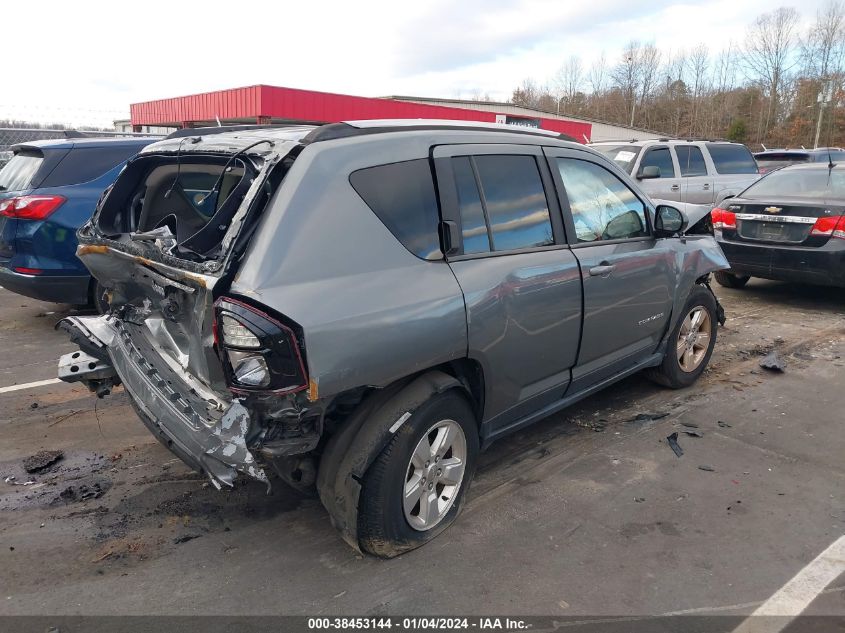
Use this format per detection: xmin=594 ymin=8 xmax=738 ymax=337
xmin=94 ymin=154 xmax=257 ymax=260
xmin=0 ymin=151 xmax=43 ymax=192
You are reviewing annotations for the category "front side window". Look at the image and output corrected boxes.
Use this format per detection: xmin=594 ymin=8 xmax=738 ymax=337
xmin=472 ymin=155 xmax=554 ymax=251
xmin=556 ymin=158 xmax=648 ymax=243
xmin=707 ymin=143 xmax=758 ymax=174
xmin=640 ymin=147 xmax=676 ymax=178
xmin=675 ymin=146 xmax=708 ymax=176
xmin=350 ymin=159 xmax=442 ymax=260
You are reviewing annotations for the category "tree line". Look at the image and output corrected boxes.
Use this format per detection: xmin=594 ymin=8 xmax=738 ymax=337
xmin=510 ymin=2 xmax=845 ymax=149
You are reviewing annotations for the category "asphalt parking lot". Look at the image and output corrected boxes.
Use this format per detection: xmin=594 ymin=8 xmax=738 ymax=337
xmin=1 ymin=280 xmax=843 ymax=620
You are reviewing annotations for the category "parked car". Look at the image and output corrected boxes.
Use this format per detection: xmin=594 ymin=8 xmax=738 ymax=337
xmin=753 ymin=148 xmax=845 ymax=174
xmin=0 ymin=136 xmax=159 ymax=309
xmin=712 ymin=162 xmax=845 ymax=288
xmin=590 ymin=139 xmax=760 ymax=207
xmin=56 ymin=121 xmax=728 ymax=556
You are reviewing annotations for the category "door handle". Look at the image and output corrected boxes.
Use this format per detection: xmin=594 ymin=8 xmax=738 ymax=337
xmin=703 ymin=184 xmax=711 ymax=190
xmin=589 ymin=264 xmax=615 ymax=277
xmin=670 ymin=184 xmax=681 ymax=192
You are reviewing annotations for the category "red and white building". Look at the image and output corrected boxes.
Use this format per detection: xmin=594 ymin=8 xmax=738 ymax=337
xmin=120 ymin=85 xmax=655 ymax=143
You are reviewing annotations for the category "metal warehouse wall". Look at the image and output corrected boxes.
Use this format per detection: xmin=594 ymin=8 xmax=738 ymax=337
xmin=389 ymin=96 xmax=663 ymax=142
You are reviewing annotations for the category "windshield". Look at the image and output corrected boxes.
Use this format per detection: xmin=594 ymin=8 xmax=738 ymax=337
xmin=742 ymin=168 xmax=845 ymax=199
xmin=0 ymin=151 xmax=43 ymax=192
xmin=592 ymin=145 xmax=641 ymax=173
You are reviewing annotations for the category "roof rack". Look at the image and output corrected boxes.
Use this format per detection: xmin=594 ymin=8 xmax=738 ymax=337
xmin=164 ymin=124 xmax=307 ymax=140
xmin=301 ymin=119 xmax=576 ymax=144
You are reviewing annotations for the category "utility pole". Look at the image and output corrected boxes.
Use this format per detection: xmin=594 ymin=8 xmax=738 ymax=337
xmin=814 ymin=80 xmax=833 ymax=149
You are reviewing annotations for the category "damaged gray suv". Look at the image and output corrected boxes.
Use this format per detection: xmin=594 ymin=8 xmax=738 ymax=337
xmin=57 ymin=120 xmax=728 ymax=557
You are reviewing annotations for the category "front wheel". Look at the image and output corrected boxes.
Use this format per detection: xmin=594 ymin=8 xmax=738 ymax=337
xmin=647 ymin=285 xmax=718 ymax=389
xmin=357 ymin=389 xmax=479 ymax=558
xmin=714 ymin=271 xmax=750 ymax=289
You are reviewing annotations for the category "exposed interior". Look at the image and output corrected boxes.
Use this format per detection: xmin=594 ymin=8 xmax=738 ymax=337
xmin=95 ymin=155 xmax=252 ymax=260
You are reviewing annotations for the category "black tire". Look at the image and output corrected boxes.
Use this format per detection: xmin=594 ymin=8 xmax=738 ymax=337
xmin=358 ymin=389 xmax=479 ymax=558
xmin=714 ymin=271 xmax=750 ymax=289
xmin=90 ymin=279 xmax=110 ymax=314
xmin=647 ymin=284 xmax=718 ymax=389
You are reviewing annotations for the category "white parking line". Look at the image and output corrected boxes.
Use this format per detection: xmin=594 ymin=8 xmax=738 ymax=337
xmin=0 ymin=377 xmax=62 ymax=394
xmin=732 ymin=535 xmax=845 ymax=633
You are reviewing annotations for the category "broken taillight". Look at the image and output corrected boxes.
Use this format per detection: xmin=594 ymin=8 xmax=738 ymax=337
xmin=213 ymin=297 xmax=308 ymax=394
xmin=810 ymin=215 xmax=845 ymax=240
xmin=711 ymin=207 xmax=736 ymax=230
xmin=0 ymin=195 xmax=66 ymax=220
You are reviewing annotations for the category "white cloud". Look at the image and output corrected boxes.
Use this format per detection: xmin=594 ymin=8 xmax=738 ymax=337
xmin=0 ymin=0 xmax=828 ymax=127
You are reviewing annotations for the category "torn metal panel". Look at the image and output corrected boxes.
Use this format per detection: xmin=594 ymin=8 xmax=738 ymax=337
xmin=57 ymin=314 xmax=268 ymax=489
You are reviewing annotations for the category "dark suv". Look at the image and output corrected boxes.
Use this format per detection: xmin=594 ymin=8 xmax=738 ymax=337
xmin=56 ymin=121 xmax=728 ymax=556
xmin=0 ymin=136 xmax=158 ymax=308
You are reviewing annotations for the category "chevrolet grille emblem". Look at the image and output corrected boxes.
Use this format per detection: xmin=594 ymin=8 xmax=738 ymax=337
xmin=764 ymin=206 xmax=782 ymax=213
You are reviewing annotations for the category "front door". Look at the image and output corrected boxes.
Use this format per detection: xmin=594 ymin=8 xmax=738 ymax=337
xmin=636 ymin=145 xmax=682 ymax=202
xmin=544 ymin=148 xmax=678 ymax=388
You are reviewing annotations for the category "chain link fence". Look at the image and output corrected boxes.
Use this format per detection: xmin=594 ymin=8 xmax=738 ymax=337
xmin=0 ymin=128 xmax=158 ymax=168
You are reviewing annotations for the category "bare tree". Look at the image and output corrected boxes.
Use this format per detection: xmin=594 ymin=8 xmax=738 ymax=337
xmin=588 ymin=52 xmax=608 ymax=118
xmin=802 ymin=0 xmax=845 ymax=79
xmin=638 ymin=44 xmax=662 ymax=128
xmin=689 ymin=44 xmax=709 ymax=135
xmin=743 ymin=7 xmax=800 ymax=140
xmin=612 ymin=41 xmax=644 ymax=126
xmin=555 ymin=55 xmax=584 ymax=114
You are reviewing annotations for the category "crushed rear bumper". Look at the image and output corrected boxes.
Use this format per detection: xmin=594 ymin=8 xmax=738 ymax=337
xmin=57 ymin=314 xmax=268 ymax=488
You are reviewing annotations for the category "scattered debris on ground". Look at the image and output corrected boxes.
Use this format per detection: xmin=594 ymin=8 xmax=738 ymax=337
xmin=666 ymin=432 xmax=684 ymax=457
xmin=56 ymin=480 xmax=110 ymax=503
xmin=23 ymin=450 xmax=64 ymax=473
xmin=630 ymin=412 xmax=670 ymax=424
xmin=717 ymin=421 xmax=732 ymax=428
xmin=759 ymin=351 xmax=787 ymax=372
xmin=5 ymin=475 xmax=36 ymax=486
xmin=683 ymin=430 xmax=704 ymax=438
xmin=698 ymin=465 xmax=716 ymax=472
xmin=173 ymin=534 xmax=201 ymax=544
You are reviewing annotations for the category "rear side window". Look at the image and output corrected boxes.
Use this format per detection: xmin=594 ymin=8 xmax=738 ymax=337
xmin=0 ymin=151 xmax=43 ymax=192
xmin=640 ymin=147 xmax=676 ymax=178
xmin=39 ymin=145 xmax=144 ymax=188
xmin=675 ymin=146 xmax=708 ymax=176
xmin=707 ymin=143 xmax=758 ymax=174
xmin=350 ymin=159 xmax=442 ymax=260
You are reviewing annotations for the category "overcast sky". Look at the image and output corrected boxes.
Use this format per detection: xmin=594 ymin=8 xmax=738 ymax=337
xmin=0 ymin=0 xmax=830 ymax=127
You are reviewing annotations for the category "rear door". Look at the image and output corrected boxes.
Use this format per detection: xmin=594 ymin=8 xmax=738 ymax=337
xmin=433 ymin=144 xmax=582 ymax=434
xmin=675 ymin=144 xmax=714 ymax=204
xmin=545 ymin=148 xmax=678 ymax=388
xmin=635 ymin=145 xmax=682 ymax=201
xmin=706 ymin=143 xmax=760 ymax=203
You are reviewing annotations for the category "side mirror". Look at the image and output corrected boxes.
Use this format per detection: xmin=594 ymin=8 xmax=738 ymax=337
xmin=654 ymin=204 xmax=688 ymax=237
xmin=638 ymin=165 xmax=661 ymax=179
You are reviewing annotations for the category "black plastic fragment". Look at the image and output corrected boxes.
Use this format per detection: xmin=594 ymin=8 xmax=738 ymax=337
xmin=759 ymin=351 xmax=786 ymax=372
xmin=698 ymin=465 xmax=716 ymax=472
xmin=666 ymin=432 xmax=684 ymax=457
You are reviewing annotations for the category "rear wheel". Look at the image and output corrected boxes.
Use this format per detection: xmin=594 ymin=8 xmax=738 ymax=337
xmin=89 ymin=280 xmax=109 ymax=314
xmin=714 ymin=271 xmax=750 ymax=289
xmin=358 ymin=389 xmax=478 ymax=558
xmin=647 ymin=284 xmax=718 ymax=389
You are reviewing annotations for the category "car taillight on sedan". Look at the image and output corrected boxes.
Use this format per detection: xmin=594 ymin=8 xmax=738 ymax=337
xmin=711 ymin=207 xmax=736 ymax=229
xmin=809 ymin=215 xmax=845 ymax=240
xmin=213 ymin=297 xmax=308 ymax=394
xmin=0 ymin=195 xmax=66 ymax=219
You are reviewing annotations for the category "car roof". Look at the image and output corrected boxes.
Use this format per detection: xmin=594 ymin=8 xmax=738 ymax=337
xmin=754 ymin=148 xmax=844 ymax=157
xmin=12 ymin=136 xmax=161 ymax=152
